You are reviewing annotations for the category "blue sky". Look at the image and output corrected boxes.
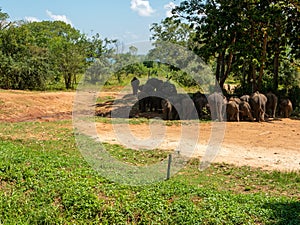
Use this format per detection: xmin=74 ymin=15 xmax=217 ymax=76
xmin=1 ymin=0 xmax=180 ymax=46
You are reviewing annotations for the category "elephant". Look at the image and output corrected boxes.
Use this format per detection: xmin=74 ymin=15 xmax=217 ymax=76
xmin=137 ymin=94 xmax=163 ymax=113
xmin=166 ymin=94 xmax=184 ymax=120
xmin=137 ymin=82 xmax=156 ymax=113
xmin=179 ymin=95 xmax=198 ymax=120
xmin=131 ymin=77 xmax=140 ymax=95
xmin=137 ymin=91 xmax=148 ymax=113
xmin=207 ymin=92 xmax=227 ymax=122
xmin=161 ymin=98 xmax=178 ymax=120
xmin=249 ymin=91 xmax=267 ymax=122
xmin=266 ymin=91 xmax=278 ymax=118
xmin=192 ymin=92 xmax=208 ymax=118
xmin=226 ymin=100 xmax=239 ymax=122
xmin=240 ymin=95 xmax=250 ymax=102
xmin=160 ymin=81 xmax=177 ymax=98
xmin=145 ymin=78 xmax=163 ymax=90
xmin=229 ymin=96 xmax=242 ymax=105
xmin=239 ymin=101 xmax=254 ymax=121
xmin=279 ymin=98 xmax=293 ymax=118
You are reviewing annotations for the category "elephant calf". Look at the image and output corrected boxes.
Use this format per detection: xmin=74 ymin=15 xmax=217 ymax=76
xmin=239 ymin=101 xmax=254 ymax=121
xmin=226 ymin=100 xmax=239 ymax=122
xmin=161 ymin=99 xmax=178 ymax=120
xmin=279 ymin=98 xmax=293 ymax=118
xmin=192 ymin=92 xmax=208 ymax=118
xmin=266 ymin=91 xmax=278 ymax=118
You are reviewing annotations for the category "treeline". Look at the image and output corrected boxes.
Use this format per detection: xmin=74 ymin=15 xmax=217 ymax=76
xmin=1 ymin=1 xmax=299 ymax=99
xmin=0 ymin=9 xmax=115 ymax=90
xmin=150 ymin=0 xmax=300 ymax=97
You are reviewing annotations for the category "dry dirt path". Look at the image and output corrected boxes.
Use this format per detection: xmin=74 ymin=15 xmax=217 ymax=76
xmin=94 ymin=119 xmax=300 ymax=171
xmin=0 ymin=90 xmax=299 ymax=171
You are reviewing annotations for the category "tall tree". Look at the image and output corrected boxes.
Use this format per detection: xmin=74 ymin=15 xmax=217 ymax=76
xmin=151 ymin=0 xmax=299 ymax=92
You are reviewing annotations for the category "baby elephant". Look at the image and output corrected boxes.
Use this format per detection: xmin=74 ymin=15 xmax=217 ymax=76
xmin=239 ymin=101 xmax=254 ymax=121
xmin=279 ymin=98 xmax=293 ymax=118
xmin=226 ymin=100 xmax=239 ymax=122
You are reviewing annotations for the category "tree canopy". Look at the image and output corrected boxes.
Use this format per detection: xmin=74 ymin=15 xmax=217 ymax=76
xmin=150 ymin=0 xmax=299 ymax=96
xmin=0 ymin=9 xmax=113 ymax=90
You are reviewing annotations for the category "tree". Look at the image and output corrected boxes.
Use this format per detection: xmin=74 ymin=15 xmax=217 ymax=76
xmin=24 ymin=21 xmax=87 ymax=89
xmin=0 ymin=8 xmax=10 ymax=30
xmin=0 ymin=20 xmax=51 ymax=90
xmin=151 ymin=0 xmax=299 ymax=93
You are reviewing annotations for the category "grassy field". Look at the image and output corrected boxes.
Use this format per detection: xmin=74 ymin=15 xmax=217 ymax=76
xmin=0 ymin=120 xmax=299 ymax=224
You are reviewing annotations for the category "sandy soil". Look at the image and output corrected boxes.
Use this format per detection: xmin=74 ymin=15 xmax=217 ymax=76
xmin=0 ymin=90 xmax=299 ymax=171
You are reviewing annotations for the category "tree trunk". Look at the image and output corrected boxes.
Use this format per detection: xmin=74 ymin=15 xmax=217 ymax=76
xmin=215 ymin=53 xmax=222 ymax=83
xmin=220 ymin=32 xmax=236 ymax=90
xmin=249 ymin=63 xmax=257 ymax=93
xmin=258 ymin=30 xmax=268 ymax=90
xmin=220 ymin=50 xmax=225 ymax=85
xmin=64 ymin=73 xmax=71 ymax=89
xmin=273 ymin=23 xmax=281 ymax=92
xmin=273 ymin=46 xmax=280 ymax=91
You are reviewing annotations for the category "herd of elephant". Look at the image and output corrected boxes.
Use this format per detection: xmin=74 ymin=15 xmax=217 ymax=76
xmin=131 ymin=77 xmax=293 ymax=122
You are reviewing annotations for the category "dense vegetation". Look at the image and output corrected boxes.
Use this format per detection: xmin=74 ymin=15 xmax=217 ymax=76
xmin=151 ymin=0 xmax=299 ymax=94
xmin=0 ymin=120 xmax=299 ymax=224
xmin=1 ymin=1 xmax=299 ymax=95
xmin=0 ymin=8 xmax=115 ymax=90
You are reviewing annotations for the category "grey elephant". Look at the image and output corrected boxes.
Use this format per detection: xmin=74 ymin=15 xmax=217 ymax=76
xmin=160 ymin=81 xmax=177 ymax=98
xmin=137 ymin=82 xmax=156 ymax=113
xmin=145 ymin=78 xmax=163 ymax=90
xmin=192 ymin=92 xmax=208 ymax=118
xmin=239 ymin=101 xmax=254 ymax=121
xmin=165 ymin=94 xmax=184 ymax=120
xmin=266 ymin=91 xmax=278 ymax=118
xmin=249 ymin=91 xmax=267 ymax=122
xmin=137 ymin=91 xmax=148 ymax=113
xmin=279 ymin=98 xmax=293 ymax=118
xmin=179 ymin=95 xmax=198 ymax=120
xmin=131 ymin=77 xmax=140 ymax=95
xmin=207 ymin=92 xmax=227 ymax=122
xmin=226 ymin=99 xmax=239 ymax=122
xmin=161 ymin=99 xmax=178 ymax=120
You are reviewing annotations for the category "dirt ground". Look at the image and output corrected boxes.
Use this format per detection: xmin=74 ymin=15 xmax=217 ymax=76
xmin=0 ymin=90 xmax=299 ymax=171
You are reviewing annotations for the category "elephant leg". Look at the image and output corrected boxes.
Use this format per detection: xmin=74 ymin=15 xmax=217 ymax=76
xmin=139 ymin=99 xmax=144 ymax=112
xmin=248 ymin=110 xmax=254 ymax=122
xmin=220 ymin=105 xmax=224 ymax=121
xmin=262 ymin=104 xmax=266 ymax=122
xmin=218 ymin=105 xmax=223 ymax=122
xmin=274 ymin=105 xmax=277 ymax=118
xmin=284 ymin=108 xmax=288 ymax=118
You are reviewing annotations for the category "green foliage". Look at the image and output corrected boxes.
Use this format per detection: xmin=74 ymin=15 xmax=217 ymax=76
xmin=0 ymin=10 xmax=113 ymax=90
xmin=151 ymin=0 xmax=300 ymax=92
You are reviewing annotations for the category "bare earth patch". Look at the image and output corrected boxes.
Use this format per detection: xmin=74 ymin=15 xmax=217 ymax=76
xmin=0 ymin=90 xmax=299 ymax=171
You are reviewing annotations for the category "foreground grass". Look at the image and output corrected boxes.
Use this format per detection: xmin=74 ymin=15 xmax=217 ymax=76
xmin=0 ymin=121 xmax=299 ymax=224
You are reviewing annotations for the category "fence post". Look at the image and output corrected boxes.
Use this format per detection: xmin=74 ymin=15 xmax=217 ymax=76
xmin=166 ymin=154 xmax=172 ymax=180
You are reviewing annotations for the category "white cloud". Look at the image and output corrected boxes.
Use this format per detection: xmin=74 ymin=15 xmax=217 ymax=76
xmin=46 ymin=10 xmax=72 ymax=25
xmin=164 ymin=2 xmax=176 ymax=17
xmin=25 ymin=16 xmax=40 ymax=23
xmin=130 ymin=0 xmax=155 ymax=17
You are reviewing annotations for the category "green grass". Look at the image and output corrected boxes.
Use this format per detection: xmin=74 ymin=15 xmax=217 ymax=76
xmin=96 ymin=96 xmax=115 ymax=104
xmin=0 ymin=121 xmax=299 ymax=224
xmin=93 ymin=116 xmax=210 ymax=126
